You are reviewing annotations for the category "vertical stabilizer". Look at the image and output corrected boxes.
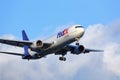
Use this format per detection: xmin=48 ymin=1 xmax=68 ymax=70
xmin=22 ymin=30 xmax=29 ymax=56
xmin=22 ymin=30 xmax=29 ymax=41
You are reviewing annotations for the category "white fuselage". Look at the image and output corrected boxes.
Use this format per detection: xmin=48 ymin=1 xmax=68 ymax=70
xmin=29 ymin=25 xmax=85 ymax=58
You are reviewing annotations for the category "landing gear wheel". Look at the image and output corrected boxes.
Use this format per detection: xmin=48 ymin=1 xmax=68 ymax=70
xmin=76 ymin=43 xmax=79 ymax=46
xmin=59 ymin=57 xmax=66 ymax=61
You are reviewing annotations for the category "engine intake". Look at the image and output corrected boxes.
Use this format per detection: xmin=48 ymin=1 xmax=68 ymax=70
xmin=78 ymin=45 xmax=85 ymax=53
xmin=36 ymin=40 xmax=43 ymax=48
xmin=31 ymin=40 xmax=43 ymax=49
xmin=71 ymin=45 xmax=85 ymax=54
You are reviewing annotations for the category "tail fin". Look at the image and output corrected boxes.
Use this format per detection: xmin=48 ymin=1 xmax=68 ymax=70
xmin=22 ymin=30 xmax=29 ymax=56
xmin=22 ymin=30 xmax=29 ymax=41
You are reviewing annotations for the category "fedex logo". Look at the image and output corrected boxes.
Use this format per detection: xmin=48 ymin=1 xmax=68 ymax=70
xmin=57 ymin=29 xmax=68 ymax=38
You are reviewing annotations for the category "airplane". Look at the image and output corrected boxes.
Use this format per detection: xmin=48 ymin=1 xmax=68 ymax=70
xmin=0 ymin=25 xmax=103 ymax=61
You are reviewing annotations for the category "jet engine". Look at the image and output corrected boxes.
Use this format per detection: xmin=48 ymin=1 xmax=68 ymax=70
xmin=36 ymin=40 xmax=43 ymax=48
xmin=71 ymin=45 xmax=85 ymax=54
xmin=31 ymin=40 xmax=43 ymax=49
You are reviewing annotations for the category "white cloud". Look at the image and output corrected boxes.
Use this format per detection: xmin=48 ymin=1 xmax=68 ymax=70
xmin=81 ymin=19 xmax=120 ymax=78
xmin=0 ymin=19 xmax=120 ymax=80
xmin=103 ymin=43 xmax=120 ymax=76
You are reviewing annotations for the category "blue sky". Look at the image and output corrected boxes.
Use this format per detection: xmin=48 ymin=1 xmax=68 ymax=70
xmin=0 ymin=0 xmax=120 ymax=39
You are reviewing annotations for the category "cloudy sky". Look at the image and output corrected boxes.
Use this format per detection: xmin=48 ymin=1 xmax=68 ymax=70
xmin=0 ymin=0 xmax=120 ymax=80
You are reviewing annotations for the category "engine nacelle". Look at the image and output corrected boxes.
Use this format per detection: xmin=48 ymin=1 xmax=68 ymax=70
xmin=72 ymin=45 xmax=85 ymax=55
xmin=31 ymin=40 xmax=43 ymax=49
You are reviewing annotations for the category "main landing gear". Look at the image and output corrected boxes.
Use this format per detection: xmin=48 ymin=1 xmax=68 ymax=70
xmin=59 ymin=56 xmax=66 ymax=61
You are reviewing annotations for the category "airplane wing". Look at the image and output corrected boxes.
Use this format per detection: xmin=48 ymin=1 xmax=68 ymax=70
xmin=0 ymin=39 xmax=52 ymax=49
xmin=0 ymin=51 xmax=24 ymax=56
xmin=55 ymin=45 xmax=103 ymax=55
xmin=42 ymin=42 xmax=53 ymax=49
xmin=0 ymin=39 xmax=33 ymax=47
xmin=84 ymin=49 xmax=104 ymax=53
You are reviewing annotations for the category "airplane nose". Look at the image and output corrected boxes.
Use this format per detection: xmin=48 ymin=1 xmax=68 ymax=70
xmin=81 ymin=27 xmax=84 ymax=32
xmin=80 ymin=27 xmax=85 ymax=37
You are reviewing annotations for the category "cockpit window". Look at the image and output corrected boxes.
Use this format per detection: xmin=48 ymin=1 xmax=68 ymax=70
xmin=75 ymin=26 xmax=83 ymax=28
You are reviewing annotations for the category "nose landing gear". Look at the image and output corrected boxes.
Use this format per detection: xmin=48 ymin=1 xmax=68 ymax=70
xmin=75 ymin=38 xmax=80 ymax=46
xmin=76 ymin=42 xmax=79 ymax=46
